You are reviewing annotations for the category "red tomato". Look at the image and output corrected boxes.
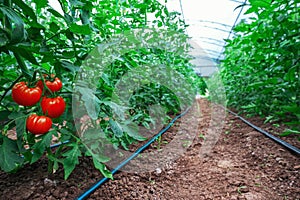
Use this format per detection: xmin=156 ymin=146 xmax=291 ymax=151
xmin=26 ymin=114 xmax=52 ymax=135
xmin=12 ymin=82 xmax=42 ymax=106
xmin=37 ymin=77 xmax=62 ymax=93
xmin=41 ymin=96 xmax=66 ymax=118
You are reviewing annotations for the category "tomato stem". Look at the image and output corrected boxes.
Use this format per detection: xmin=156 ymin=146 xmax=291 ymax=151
xmin=37 ymin=71 xmax=54 ymax=97
xmin=30 ymin=70 xmax=38 ymax=86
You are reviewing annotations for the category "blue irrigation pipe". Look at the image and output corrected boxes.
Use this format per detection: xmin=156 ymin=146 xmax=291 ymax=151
xmin=76 ymin=108 xmax=190 ymax=200
xmin=226 ymin=108 xmax=300 ymax=155
xmin=50 ymin=140 xmax=70 ymax=149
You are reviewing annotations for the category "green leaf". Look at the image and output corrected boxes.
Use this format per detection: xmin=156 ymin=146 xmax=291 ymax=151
xmin=15 ymin=117 xmax=26 ymax=139
xmin=101 ymin=101 xmax=128 ymax=120
xmin=280 ymin=129 xmax=300 ymax=137
xmin=0 ymin=4 xmax=24 ymax=25
xmin=282 ymin=104 xmax=300 ymax=113
xmin=109 ymin=119 xmax=123 ymax=137
xmin=0 ymin=110 xmax=12 ymax=122
xmin=60 ymin=60 xmax=80 ymax=73
xmin=92 ymin=157 xmax=113 ymax=179
xmin=31 ymin=131 xmax=53 ymax=164
xmin=69 ymin=23 xmax=91 ymax=35
xmin=3 ymin=69 xmax=18 ymax=79
xmin=0 ymin=29 xmax=9 ymax=47
xmin=0 ymin=137 xmax=24 ymax=172
xmin=13 ymin=0 xmax=37 ymax=21
xmin=249 ymin=0 xmax=271 ymax=9
xmin=62 ymin=144 xmax=81 ymax=180
xmin=8 ymin=111 xmax=25 ymax=120
xmin=77 ymin=87 xmax=101 ymax=120
xmin=8 ymin=46 xmax=39 ymax=65
xmin=0 ymin=4 xmax=26 ymax=43
xmin=122 ymin=121 xmax=146 ymax=141
xmin=49 ymin=22 xmax=60 ymax=33
xmin=61 ymin=50 xmax=75 ymax=58
xmin=284 ymin=66 xmax=296 ymax=82
xmin=47 ymin=8 xmax=64 ymax=19
xmin=33 ymin=0 xmax=48 ymax=10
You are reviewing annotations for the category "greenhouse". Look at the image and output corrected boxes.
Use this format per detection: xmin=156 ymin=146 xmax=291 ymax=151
xmin=0 ymin=0 xmax=299 ymax=199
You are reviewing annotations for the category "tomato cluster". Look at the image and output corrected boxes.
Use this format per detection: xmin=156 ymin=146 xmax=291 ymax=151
xmin=12 ymin=75 xmax=66 ymax=135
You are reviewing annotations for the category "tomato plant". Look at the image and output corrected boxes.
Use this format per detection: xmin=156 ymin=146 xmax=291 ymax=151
xmin=41 ymin=96 xmax=66 ymax=118
xmin=26 ymin=114 xmax=53 ymax=135
xmin=216 ymin=0 xmax=300 ymax=136
xmin=12 ymin=82 xmax=42 ymax=106
xmin=0 ymin=0 xmax=207 ymax=179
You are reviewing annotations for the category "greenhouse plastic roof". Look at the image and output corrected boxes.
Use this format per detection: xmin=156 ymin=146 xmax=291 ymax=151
xmin=162 ymin=0 xmax=249 ymax=77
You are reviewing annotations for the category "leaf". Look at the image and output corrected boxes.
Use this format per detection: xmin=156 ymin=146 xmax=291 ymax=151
xmin=13 ymin=0 xmax=37 ymax=22
xmin=69 ymin=23 xmax=91 ymax=35
xmin=87 ymin=148 xmax=111 ymax=163
xmin=62 ymin=144 xmax=81 ymax=180
xmin=122 ymin=121 xmax=146 ymax=141
xmin=31 ymin=131 xmax=53 ymax=164
xmin=0 ymin=29 xmax=9 ymax=47
xmin=33 ymin=0 xmax=48 ymax=10
xmin=61 ymin=50 xmax=75 ymax=58
xmin=92 ymin=157 xmax=113 ymax=179
xmin=60 ymin=60 xmax=80 ymax=73
xmin=101 ymin=101 xmax=128 ymax=120
xmin=8 ymin=111 xmax=25 ymax=120
xmin=0 ymin=110 xmax=12 ymax=122
xmin=282 ymin=104 xmax=300 ymax=113
xmin=8 ymin=46 xmax=39 ymax=65
xmin=0 ymin=4 xmax=24 ymax=25
xmin=77 ymin=87 xmax=101 ymax=120
xmin=69 ymin=0 xmax=85 ymax=8
xmin=64 ymin=13 xmax=73 ymax=24
xmin=284 ymin=66 xmax=296 ymax=82
xmin=249 ymin=0 xmax=271 ymax=9
xmin=47 ymin=8 xmax=64 ymax=19
xmin=49 ymin=22 xmax=60 ymax=33
xmin=109 ymin=119 xmax=123 ymax=137
xmin=0 ymin=4 xmax=26 ymax=43
xmin=0 ymin=137 xmax=24 ymax=172
xmin=280 ymin=129 xmax=300 ymax=137
xmin=15 ymin=117 xmax=26 ymax=139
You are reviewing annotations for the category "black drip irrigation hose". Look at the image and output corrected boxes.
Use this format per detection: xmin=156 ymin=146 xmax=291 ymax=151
xmin=75 ymin=108 xmax=190 ymax=200
xmin=225 ymin=107 xmax=300 ymax=155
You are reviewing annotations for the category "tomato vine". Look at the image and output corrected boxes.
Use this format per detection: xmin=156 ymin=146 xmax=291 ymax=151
xmin=0 ymin=0 xmax=206 ymax=179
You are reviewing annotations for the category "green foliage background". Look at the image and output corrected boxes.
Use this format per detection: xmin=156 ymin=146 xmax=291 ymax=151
xmin=220 ymin=0 xmax=299 ymax=135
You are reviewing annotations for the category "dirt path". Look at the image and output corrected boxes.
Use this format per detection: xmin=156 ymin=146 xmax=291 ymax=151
xmin=0 ymin=99 xmax=299 ymax=200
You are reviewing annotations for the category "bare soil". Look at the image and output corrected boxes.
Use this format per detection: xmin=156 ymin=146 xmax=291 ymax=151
xmin=0 ymin=98 xmax=299 ymax=200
